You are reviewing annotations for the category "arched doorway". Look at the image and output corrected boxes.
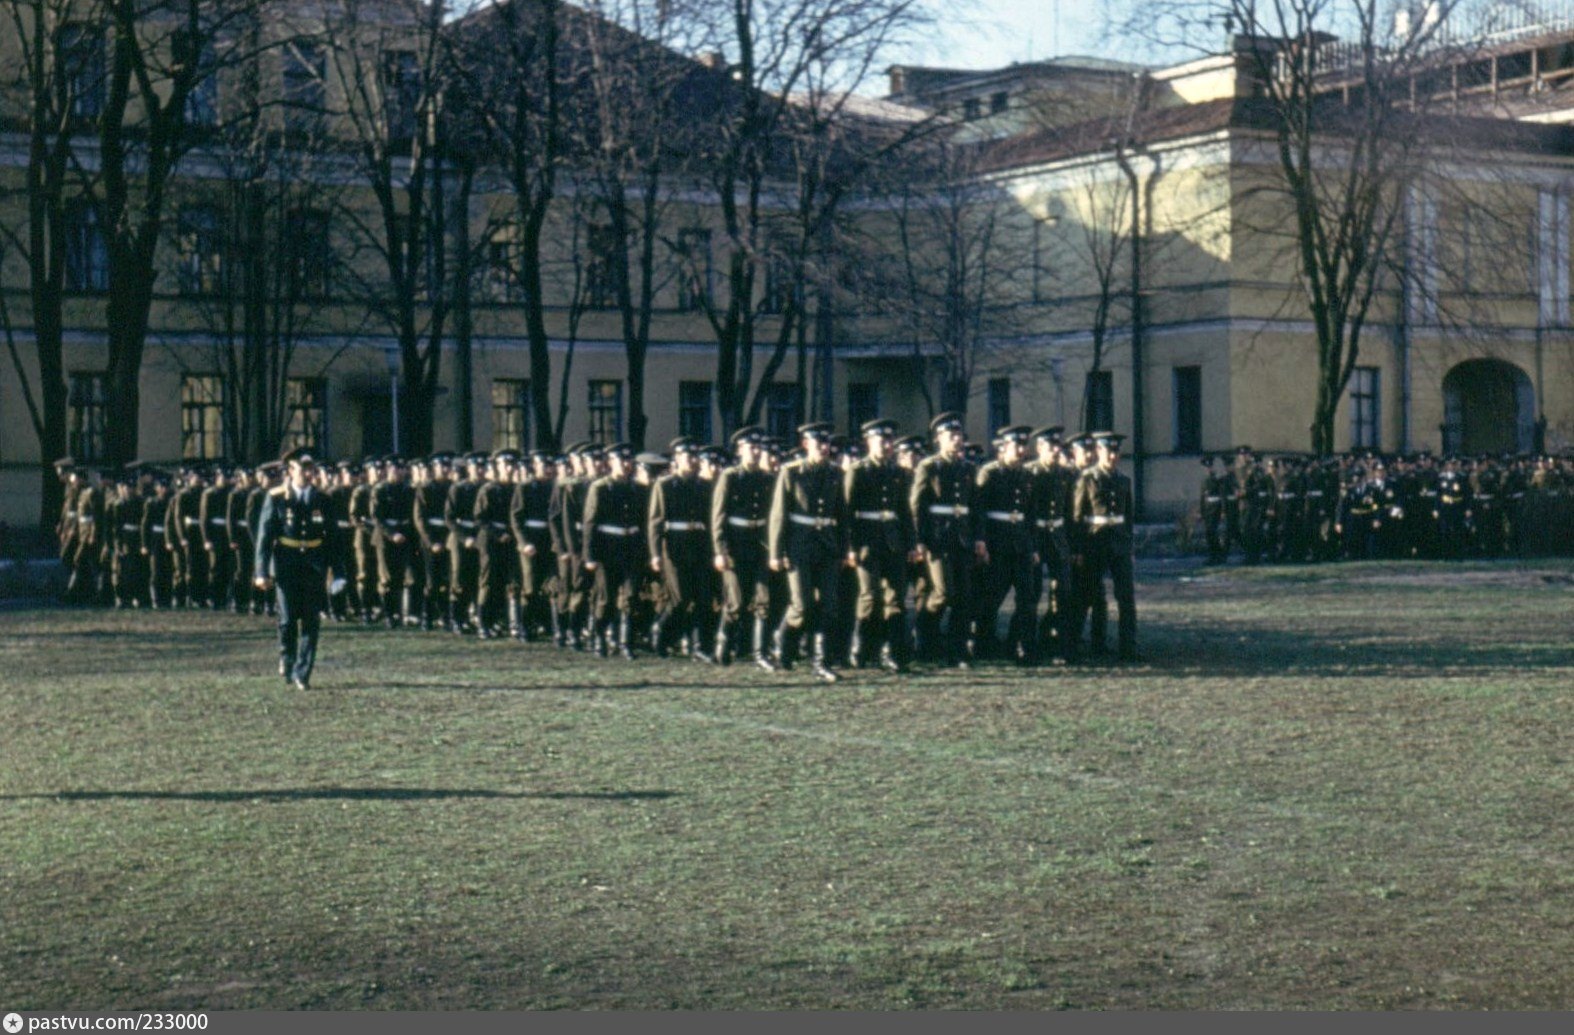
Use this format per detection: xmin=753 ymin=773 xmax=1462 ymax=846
xmin=1441 ymin=359 xmax=1535 ymax=454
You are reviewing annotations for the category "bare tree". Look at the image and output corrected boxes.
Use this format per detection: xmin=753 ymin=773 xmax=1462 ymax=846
xmin=681 ymin=0 xmax=932 ymax=438
xmin=0 ymin=0 xmax=83 ymax=528
xmin=317 ymin=0 xmax=474 ymax=456
xmin=1115 ymin=0 xmax=1480 ymax=454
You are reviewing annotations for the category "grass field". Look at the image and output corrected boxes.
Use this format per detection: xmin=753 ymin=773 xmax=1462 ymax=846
xmin=3 ymin=558 xmax=1574 ymax=1010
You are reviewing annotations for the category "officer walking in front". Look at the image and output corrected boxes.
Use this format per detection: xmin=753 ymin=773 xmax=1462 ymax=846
xmin=254 ymin=448 xmax=342 ymax=690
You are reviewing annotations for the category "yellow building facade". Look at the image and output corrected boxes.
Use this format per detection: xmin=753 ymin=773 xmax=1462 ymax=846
xmin=6 ymin=8 xmax=1574 ymax=528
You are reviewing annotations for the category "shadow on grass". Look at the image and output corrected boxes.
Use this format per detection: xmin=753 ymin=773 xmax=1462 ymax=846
xmin=0 ymin=787 xmax=678 ymax=803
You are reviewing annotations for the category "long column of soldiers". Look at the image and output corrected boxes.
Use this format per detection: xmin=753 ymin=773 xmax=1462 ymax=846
xmin=50 ymin=422 xmax=1574 ymax=685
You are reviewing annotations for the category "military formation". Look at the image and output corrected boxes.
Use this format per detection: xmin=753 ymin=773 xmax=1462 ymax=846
xmin=49 ymin=417 xmax=1142 ymax=686
xmin=1198 ymin=447 xmax=1574 ymax=565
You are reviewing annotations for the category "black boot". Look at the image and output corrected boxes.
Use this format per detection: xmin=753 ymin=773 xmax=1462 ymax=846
xmin=715 ymin=621 xmax=736 ymax=666
xmin=754 ymin=617 xmax=776 ymax=671
xmin=594 ymin=619 xmax=610 ymax=658
xmin=810 ymin=633 xmax=840 ymax=684
xmin=650 ymin=616 xmax=669 ymax=658
xmin=690 ymin=623 xmax=714 ymax=663
xmin=769 ymin=623 xmax=796 ymax=672
xmin=618 ymin=615 xmax=636 ymax=660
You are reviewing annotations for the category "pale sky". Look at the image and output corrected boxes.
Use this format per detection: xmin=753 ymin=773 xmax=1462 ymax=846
xmin=895 ymin=0 xmax=1121 ymax=72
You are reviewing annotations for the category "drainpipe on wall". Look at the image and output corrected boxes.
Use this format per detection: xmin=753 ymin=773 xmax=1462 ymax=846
xmin=1114 ymin=72 xmax=1152 ymax=519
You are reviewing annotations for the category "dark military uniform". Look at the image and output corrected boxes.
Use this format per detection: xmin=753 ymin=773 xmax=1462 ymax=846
xmin=583 ymin=459 xmax=648 ymax=658
xmin=844 ymin=428 xmax=914 ymax=671
xmin=909 ymin=427 xmax=976 ymax=666
xmin=649 ymin=452 xmax=715 ymax=659
xmin=510 ymin=463 xmax=556 ymax=641
xmin=474 ymin=463 xmax=516 ymax=638
xmin=445 ymin=463 xmax=484 ymax=632
xmin=140 ymin=484 xmax=173 ymax=608
xmin=255 ymin=476 xmax=338 ymax=689
xmin=1200 ymin=458 xmax=1231 ymax=564
xmin=973 ymin=433 xmax=1039 ymax=662
xmin=767 ymin=425 xmax=850 ymax=680
xmin=199 ymin=476 xmax=234 ymax=609
xmin=349 ymin=476 xmax=378 ymax=620
xmin=413 ymin=462 xmax=452 ymax=629
xmin=1071 ymin=440 xmax=1136 ymax=661
xmin=372 ymin=467 xmax=419 ymax=628
xmin=1029 ymin=440 xmax=1076 ymax=663
xmin=711 ymin=436 xmax=776 ymax=666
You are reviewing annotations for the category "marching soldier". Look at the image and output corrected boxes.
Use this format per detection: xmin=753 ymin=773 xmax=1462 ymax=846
xmin=648 ymin=438 xmax=716 ymax=660
xmin=1071 ymin=431 xmax=1137 ymax=662
xmin=372 ymin=455 xmax=420 ymax=629
xmin=227 ymin=468 xmax=256 ymax=613
xmin=1199 ymin=453 xmax=1230 ymax=564
xmin=474 ymin=451 xmax=518 ymax=639
xmin=974 ymin=425 xmax=1039 ymax=664
xmin=510 ymin=451 xmax=557 ymax=642
xmin=909 ymin=412 xmax=977 ymax=668
xmin=1029 ymin=426 xmax=1076 ymax=663
xmin=583 ymin=443 xmax=647 ymax=659
xmin=413 ymin=454 xmax=453 ymax=630
xmin=140 ymin=469 xmax=174 ymax=609
xmin=445 ymin=454 xmax=486 ymax=634
xmin=349 ymin=460 xmax=381 ymax=622
xmin=766 ymin=422 xmax=850 ymax=683
xmin=711 ymin=426 xmax=776 ymax=668
xmin=845 ymin=419 xmax=916 ymax=672
xmin=199 ymin=466 xmax=235 ymax=610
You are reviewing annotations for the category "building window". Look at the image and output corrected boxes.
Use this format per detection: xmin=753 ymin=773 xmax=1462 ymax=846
xmin=588 ymin=379 xmax=623 ymax=443
xmin=282 ymin=39 xmax=325 ymax=134
xmin=68 ymin=372 xmax=108 ymax=462
xmin=586 ymin=224 xmax=619 ymax=308
xmin=1172 ymin=365 xmax=1202 ymax=454
xmin=678 ymin=381 xmax=712 ymax=441
xmin=848 ymin=382 xmax=880 ymax=432
xmin=181 ymin=375 xmax=225 ymax=460
xmin=987 ymin=377 xmax=1011 ymax=437
xmin=676 ymin=228 xmax=712 ymax=311
xmin=65 ymin=198 xmax=108 ymax=294
xmin=174 ymin=29 xmax=218 ymax=128
xmin=56 ymin=22 xmax=105 ymax=123
xmin=761 ymin=250 xmax=794 ymax=315
xmin=492 ymin=378 xmax=531 ymax=452
xmin=483 ymin=234 xmax=523 ymax=302
xmin=1085 ymin=370 xmax=1114 ymax=431
xmin=282 ymin=377 xmax=326 ymax=453
xmin=962 ymin=97 xmax=982 ymax=121
xmin=287 ymin=209 xmax=331 ymax=300
xmin=177 ymin=205 xmax=225 ymax=296
xmin=765 ymin=383 xmax=800 ymax=441
xmin=990 ymin=90 xmax=1009 ymax=114
xmin=1350 ymin=366 xmax=1380 ymax=449
xmin=382 ymin=49 xmax=420 ymax=142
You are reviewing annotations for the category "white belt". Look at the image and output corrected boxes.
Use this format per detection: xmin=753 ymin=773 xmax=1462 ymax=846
xmin=1306 ymin=491 xmax=1324 ymax=498
xmin=986 ymin=511 xmax=1025 ymax=523
xmin=855 ymin=510 xmax=898 ymax=521
xmin=524 ymin=519 xmax=550 ymax=529
xmin=455 ymin=519 xmax=478 ymax=528
xmin=1035 ymin=517 xmax=1065 ymax=530
xmin=789 ymin=514 xmax=836 ymax=529
xmin=1477 ymin=494 xmax=1495 ymax=501
xmin=927 ymin=504 xmax=968 ymax=516
xmin=183 ymin=517 xmax=198 ymax=526
xmin=665 ymin=521 xmax=705 ymax=531
xmin=1278 ymin=493 xmax=1297 ymax=500
xmin=151 ymin=525 xmax=165 ymax=534
xmin=1087 ymin=515 xmax=1126 ymax=527
xmin=596 ymin=524 xmax=641 ymax=536
xmin=1204 ymin=496 xmax=1222 ymax=503
xmin=426 ymin=518 xmax=447 ymax=528
xmin=120 ymin=524 xmax=139 ymax=532
xmin=727 ymin=516 xmax=766 ymax=528
xmin=209 ymin=518 xmax=228 ymax=526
